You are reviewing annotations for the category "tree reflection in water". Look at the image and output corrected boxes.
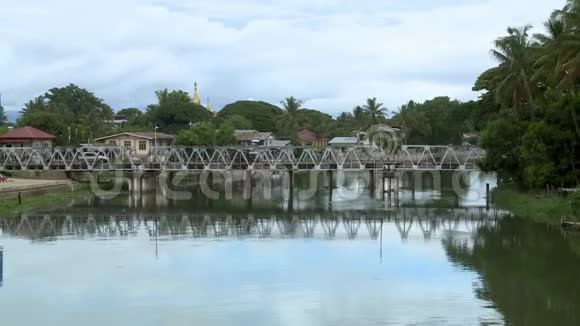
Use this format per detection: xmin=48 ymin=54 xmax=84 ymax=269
xmin=444 ymin=218 xmax=580 ymax=326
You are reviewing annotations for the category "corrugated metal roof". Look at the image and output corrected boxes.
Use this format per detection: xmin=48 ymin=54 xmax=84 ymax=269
xmin=328 ymin=137 xmax=358 ymax=145
xmin=267 ymin=140 xmax=291 ymax=147
xmin=94 ymin=132 xmax=174 ymax=141
xmin=0 ymin=126 xmax=56 ymax=140
xmin=234 ymin=130 xmax=273 ymax=141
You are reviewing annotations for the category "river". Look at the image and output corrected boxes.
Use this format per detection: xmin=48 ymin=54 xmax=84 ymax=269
xmin=0 ymin=171 xmax=579 ymax=325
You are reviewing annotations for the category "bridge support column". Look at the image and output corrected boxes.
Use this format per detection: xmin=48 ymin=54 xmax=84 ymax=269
xmin=327 ymin=170 xmax=334 ymax=189
xmin=369 ymin=170 xmax=375 ymax=193
xmin=394 ymin=173 xmax=400 ymax=207
xmin=287 ymin=170 xmax=294 ymax=212
xmin=244 ymin=170 xmax=254 ymax=200
xmin=376 ymin=170 xmax=384 ymax=200
xmin=288 ymin=170 xmax=294 ymax=191
xmin=385 ymin=176 xmax=392 ymax=206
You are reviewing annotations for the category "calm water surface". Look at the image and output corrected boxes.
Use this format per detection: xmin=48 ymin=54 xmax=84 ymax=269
xmin=1 ymin=172 xmax=579 ymax=325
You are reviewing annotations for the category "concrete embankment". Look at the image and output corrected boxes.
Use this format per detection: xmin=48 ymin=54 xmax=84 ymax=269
xmin=0 ymin=178 xmax=77 ymax=200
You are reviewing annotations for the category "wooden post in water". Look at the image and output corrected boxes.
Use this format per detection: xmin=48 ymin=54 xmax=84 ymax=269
xmin=327 ymin=170 xmax=334 ymax=189
xmin=0 ymin=247 xmax=3 ymax=287
xmin=288 ymin=170 xmax=294 ymax=191
xmin=486 ymin=183 xmax=490 ymax=211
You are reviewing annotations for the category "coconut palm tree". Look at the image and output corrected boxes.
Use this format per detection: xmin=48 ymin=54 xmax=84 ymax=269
xmin=533 ymin=13 xmax=566 ymax=86
xmin=352 ymin=105 xmax=368 ymax=130
xmin=534 ymin=2 xmax=580 ymax=138
xmin=277 ymin=96 xmax=303 ymax=136
xmin=490 ymin=25 xmax=538 ymax=112
xmin=362 ymin=98 xmax=387 ymax=125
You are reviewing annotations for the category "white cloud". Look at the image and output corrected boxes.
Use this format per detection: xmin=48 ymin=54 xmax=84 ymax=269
xmin=0 ymin=0 xmax=566 ymax=116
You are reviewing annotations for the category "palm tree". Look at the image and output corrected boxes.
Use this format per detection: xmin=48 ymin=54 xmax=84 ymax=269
xmin=277 ymin=96 xmax=303 ymax=136
xmin=362 ymin=98 xmax=387 ymax=126
xmin=155 ymin=89 xmax=170 ymax=107
xmin=352 ymin=105 xmax=367 ymax=130
xmin=490 ymin=25 xmax=538 ymax=112
xmin=533 ymin=13 xmax=566 ymax=86
xmin=552 ymin=1 xmax=580 ymax=90
xmin=534 ymin=3 xmax=580 ymax=138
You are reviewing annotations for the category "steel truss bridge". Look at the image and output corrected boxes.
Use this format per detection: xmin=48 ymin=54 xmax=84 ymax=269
xmin=0 ymin=207 xmax=505 ymax=242
xmin=0 ymin=145 xmax=484 ymax=172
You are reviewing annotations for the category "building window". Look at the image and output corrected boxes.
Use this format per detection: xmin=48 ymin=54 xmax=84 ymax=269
xmin=109 ymin=140 xmax=116 ymax=145
xmin=139 ymin=141 xmax=147 ymax=151
xmin=124 ymin=141 xmax=131 ymax=148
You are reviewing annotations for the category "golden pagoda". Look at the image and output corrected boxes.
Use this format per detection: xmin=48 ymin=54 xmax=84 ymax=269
xmin=192 ymin=82 xmax=217 ymax=116
xmin=192 ymin=81 xmax=201 ymax=105
xmin=206 ymin=97 xmax=211 ymax=111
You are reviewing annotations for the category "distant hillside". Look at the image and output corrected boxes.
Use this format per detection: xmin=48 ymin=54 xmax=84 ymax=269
xmin=219 ymin=101 xmax=283 ymax=132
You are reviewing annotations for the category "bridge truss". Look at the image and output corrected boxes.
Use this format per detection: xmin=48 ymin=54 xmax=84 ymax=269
xmin=0 ymin=145 xmax=484 ymax=172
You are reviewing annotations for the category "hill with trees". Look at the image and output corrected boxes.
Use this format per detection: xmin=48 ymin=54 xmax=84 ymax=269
xmin=218 ymin=101 xmax=283 ymax=132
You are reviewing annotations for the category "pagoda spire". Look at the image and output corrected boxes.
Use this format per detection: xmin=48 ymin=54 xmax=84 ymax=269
xmin=206 ymin=97 xmax=211 ymax=111
xmin=192 ymin=81 xmax=200 ymax=105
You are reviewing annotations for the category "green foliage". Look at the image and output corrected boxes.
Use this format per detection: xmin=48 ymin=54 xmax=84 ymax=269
xmin=390 ymin=97 xmax=478 ymax=145
xmin=216 ymin=123 xmax=237 ymax=145
xmin=492 ymin=185 xmax=573 ymax=224
xmin=0 ymin=103 xmax=6 ymax=125
xmin=219 ymin=101 xmax=283 ymax=132
xmin=474 ymin=1 xmax=580 ymax=189
xmin=0 ymin=125 xmax=8 ymax=135
xmin=147 ymin=89 xmax=212 ymax=134
xmin=479 ymin=111 xmax=526 ymax=184
xmin=18 ymin=111 xmax=68 ymax=143
xmin=362 ymin=97 xmax=387 ymax=125
xmin=569 ymin=191 xmax=580 ymax=217
xmin=175 ymin=122 xmax=236 ymax=146
xmin=520 ymin=122 xmax=558 ymax=188
xmin=18 ymin=84 xmax=114 ymax=145
xmin=220 ymin=114 xmax=253 ymax=130
xmin=276 ymin=108 xmax=335 ymax=141
xmin=116 ymin=108 xmax=142 ymax=118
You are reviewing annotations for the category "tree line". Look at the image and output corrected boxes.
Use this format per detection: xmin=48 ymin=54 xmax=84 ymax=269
xmin=475 ymin=0 xmax=580 ymax=189
xmin=10 ymin=83 xmax=482 ymax=149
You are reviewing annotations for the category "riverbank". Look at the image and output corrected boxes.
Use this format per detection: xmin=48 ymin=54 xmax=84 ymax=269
xmin=0 ymin=178 xmax=74 ymax=197
xmin=492 ymin=185 xmax=578 ymax=225
xmin=0 ymin=179 xmax=88 ymax=216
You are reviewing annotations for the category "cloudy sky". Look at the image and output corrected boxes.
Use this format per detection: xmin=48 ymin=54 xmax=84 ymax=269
xmin=0 ymin=0 xmax=565 ymax=116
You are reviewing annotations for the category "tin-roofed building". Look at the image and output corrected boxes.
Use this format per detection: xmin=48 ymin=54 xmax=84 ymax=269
xmin=94 ymin=132 xmax=174 ymax=157
xmin=328 ymin=137 xmax=359 ymax=149
xmin=234 ymin=130 xmax=275 ymax=146
xmin=297 ymin=128 xmax=328 ymax=148
xmin=0 ymin=126 xmax=56 ymax=148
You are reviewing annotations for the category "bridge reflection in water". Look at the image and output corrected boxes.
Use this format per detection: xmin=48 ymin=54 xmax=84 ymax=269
xmin=0 ymin=207 xmax=506 ymax=242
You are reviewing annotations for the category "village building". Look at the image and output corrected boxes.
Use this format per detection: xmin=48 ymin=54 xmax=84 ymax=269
xmin=328 ymin=137 xmax=359 ymax=149
xmin=0 ymin=126 xmax=56 ymax=148
xmin=94 ymin=132 xmax=174 ymax=157
xmin=234 ymin=130 xmax=276 ymax=147
xmin=297 ymin=128 xmax=328 ymax=148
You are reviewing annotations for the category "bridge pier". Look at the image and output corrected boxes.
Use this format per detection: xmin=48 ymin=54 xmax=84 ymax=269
xmin=369 ymin=169 xmax=375 ymax=194
xmin=327 ymin=170 xmax=335 ymax=189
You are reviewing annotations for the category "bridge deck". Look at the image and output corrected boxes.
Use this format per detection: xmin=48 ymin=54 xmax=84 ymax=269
xmin=0 ymin=145 xmax=484 ymax=172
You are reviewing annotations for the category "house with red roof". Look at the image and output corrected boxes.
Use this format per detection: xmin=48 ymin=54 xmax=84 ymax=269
xmin=297 ymin=128 xmax=328 ymax=148
xmin=0 ymin=126 xmax=56 ymax=148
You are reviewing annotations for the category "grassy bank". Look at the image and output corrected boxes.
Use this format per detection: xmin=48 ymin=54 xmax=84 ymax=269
xmin=0 ymin=187 xmax=90 ymax=216
xmin=492 ymin=185 xmax=577 ymax=224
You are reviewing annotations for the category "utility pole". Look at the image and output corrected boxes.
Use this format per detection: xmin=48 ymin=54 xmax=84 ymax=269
xmin=154 ymin=123 xmax=159 ymax=155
